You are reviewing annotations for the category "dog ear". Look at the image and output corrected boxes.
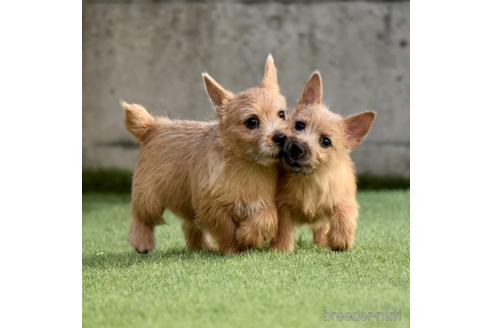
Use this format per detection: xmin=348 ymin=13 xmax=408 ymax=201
xmin=261 ymin=54 xmax=279 ymax=92
xmin=202 ymin=73 xmax=234 ymax=108
xmin=344 ymin=111 xmax=376 ymax=149
xmin=299 ymin=71 xmax=323 ymax=106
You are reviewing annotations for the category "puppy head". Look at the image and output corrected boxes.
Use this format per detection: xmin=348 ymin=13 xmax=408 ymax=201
xmin=282 ymin=71 xmax=375 ymax=175
xmin=203 ymin=55 xmax=288 ymax=166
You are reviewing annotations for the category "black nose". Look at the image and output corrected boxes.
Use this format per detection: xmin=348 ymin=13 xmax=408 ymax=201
xmin=272 ymin=133 xmax=287 ymax=147
xmin=289 ymin=142 xmax=305 ymax=160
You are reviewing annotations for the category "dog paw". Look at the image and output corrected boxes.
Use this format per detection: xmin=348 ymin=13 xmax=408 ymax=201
xmin=131 ymin=240 xmax=155 ymax=254
xmin=135 ymin=248 xmax=150 ymax=254
xmin=129 ymin=230 xmax=155 ymax=254
xmin=218 ymin=246 xmax=240 ymax=254
xmin=327 ymin=233 xmax=354 ymax=251
xmin=235 ymin=224 xmax=268 ymax=249
xmin=199 ymin=238 xmax=216 ymax=252
xmin=270 ymin=240 xmax=295 ymax=253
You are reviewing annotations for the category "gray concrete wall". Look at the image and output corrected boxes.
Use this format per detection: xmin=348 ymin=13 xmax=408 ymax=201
xmin=83 ymin=0 xmax=409 ymax=177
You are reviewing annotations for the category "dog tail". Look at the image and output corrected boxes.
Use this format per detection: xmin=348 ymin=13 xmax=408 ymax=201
xmin=121 ymin=101 xmax=156 ymax=142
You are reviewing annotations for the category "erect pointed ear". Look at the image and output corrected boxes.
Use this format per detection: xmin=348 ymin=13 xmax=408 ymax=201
xmin=261 ymin=54 xmax=279 ymax=92
xmin=299 ymin=71 xmax=323 ymax=106
xmin=344 ymin=111 xmax=376 ymax=149
xmin=202 ymin=73 xmax=234 ymax=107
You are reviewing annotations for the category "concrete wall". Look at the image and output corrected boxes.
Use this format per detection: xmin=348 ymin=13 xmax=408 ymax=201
xmin=83 ymin=0 xmax=409 ymax=176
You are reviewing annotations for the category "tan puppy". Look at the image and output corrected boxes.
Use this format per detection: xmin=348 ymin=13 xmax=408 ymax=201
xmin=271 ymin=71 xmax=375 ymax=252
xmin=123 ymin=55 xmax=288 ymax=254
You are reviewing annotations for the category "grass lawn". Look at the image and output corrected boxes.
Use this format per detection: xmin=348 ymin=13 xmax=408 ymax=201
xmin=83 ymin=191 xmax=409 ymax=328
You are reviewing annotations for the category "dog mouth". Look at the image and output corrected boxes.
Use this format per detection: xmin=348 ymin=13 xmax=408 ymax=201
xmin=280 ymin=152 xmax=313 ymax=175
xmin=284 ymin=154 xmax=302 ymax=169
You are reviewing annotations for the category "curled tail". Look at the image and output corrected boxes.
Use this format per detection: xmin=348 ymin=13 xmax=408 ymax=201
xmin=121 ymin=101 xmax=156 ymax=142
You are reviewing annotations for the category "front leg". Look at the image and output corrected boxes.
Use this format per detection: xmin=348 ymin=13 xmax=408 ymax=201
xmin=312 ymin=221 xmax=330 ymax=248
xmin=270 ymin=206 xmax=295 ymax=252
xmin=326 ymin=202 xmax=358 ymax=251
xmin=196 ymin=206 xmax=239 ymax=254
xmin=235 ymin=206 xmax=278 ymax=250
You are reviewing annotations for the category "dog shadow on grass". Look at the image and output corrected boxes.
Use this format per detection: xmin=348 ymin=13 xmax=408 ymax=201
xmin=82 ymin=246 xmax=274 ymax=270
xmin=83 ymin=237 xmax=330 ymax=270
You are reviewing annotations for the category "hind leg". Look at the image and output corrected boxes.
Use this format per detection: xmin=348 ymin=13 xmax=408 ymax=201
xmin=181 ymin=220 xmax=214 ymax=251
xmin=128 ymin=199 xmax=164 ymax=254
xmin=129 ymin=218 xmax=156 ymax=254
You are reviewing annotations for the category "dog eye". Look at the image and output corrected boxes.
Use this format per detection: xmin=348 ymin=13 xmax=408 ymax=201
xmin=295 ymin=121 xmax=305 ymax=131
xmin=244 ymin=116 xmax=260 ymax=129
xmin=278 ymin=110 xmax=285 ymax=120
xmin=320 ymin=136 xmax=332 ymax=148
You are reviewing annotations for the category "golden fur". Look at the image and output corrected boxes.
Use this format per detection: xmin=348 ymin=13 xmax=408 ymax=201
xmin=271 ymin=71 xmax=376 ymax=252
xmin=123 ymin=55 xmax=288 ymax=254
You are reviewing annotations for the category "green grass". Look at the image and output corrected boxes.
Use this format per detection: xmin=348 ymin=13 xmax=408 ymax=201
xmin=83 ymin=191 xmax=409 ymax=328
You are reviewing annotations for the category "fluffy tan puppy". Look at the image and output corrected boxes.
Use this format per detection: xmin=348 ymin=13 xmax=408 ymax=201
xmin=123 ymin=55 xmax=288 ymax=254
xmin=271 ymin=71 xmax=375 ymax=252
